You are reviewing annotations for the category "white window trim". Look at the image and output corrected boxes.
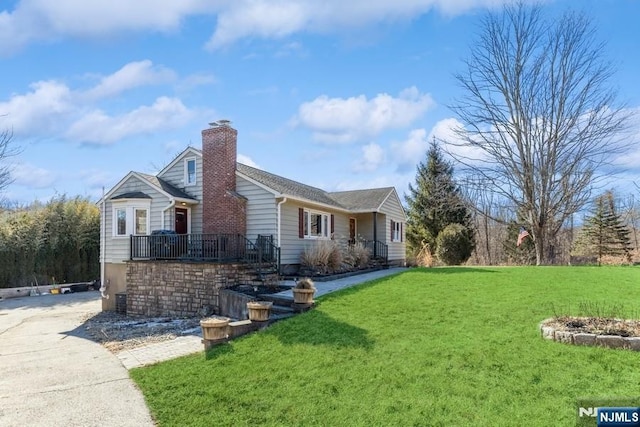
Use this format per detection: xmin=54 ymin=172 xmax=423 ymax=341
xmin=392 ymin=220 xmax=402 ymax=243
xmin=303 ymin=208 xmax=330 ymax=239
xmin=184 ymin=157 xmax=197 ymax=186
xmin=112 ymin=200 xmax=151 ymax=238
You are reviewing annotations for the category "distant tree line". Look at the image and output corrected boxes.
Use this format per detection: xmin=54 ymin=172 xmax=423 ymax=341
xmin=0 ymin=195 xmax=100 ymax=288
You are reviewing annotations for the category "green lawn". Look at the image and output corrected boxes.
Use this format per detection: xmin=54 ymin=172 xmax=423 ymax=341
xmin=131 ymin=267 xmax=640 ymax=427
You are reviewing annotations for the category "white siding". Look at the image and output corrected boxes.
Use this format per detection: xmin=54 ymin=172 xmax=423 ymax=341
xmin=378 ymin=190 xmax=407 ymax=262
xmin=279 ymin=201 xmax=350 ymax=266
xmin=103 ymin=176 xmax=169 ymax=263
xmin=236 ymin=176 xmax=277 ymax=242
xmin=158 ymin=151 xmax=203 ymax=233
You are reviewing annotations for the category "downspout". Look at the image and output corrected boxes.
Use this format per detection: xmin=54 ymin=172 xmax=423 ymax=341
xmin=99 ymin=188 xmax=108 ymax=299
xmin=276 ymin=197 xmax=287 ymax=246
xmin=162 ymin=199 xmax=176 ymax=230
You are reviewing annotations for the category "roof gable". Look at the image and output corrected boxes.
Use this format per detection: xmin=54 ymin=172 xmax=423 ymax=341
xmin=157 ymin=146 xmax=202 ymax=179
xmin=136 ymin=173 xmax=199 ymax=202
xmin=101 ymin=171 xmax=198 ymax=204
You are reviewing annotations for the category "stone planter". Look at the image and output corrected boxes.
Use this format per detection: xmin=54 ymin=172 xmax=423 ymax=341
xmin=292 ymin=288 xmax=315 ymax=305
xmin=247 ymin=301 xmax=272 ymax=322
xmin=200 ymin=317 xmax=230 ymax=341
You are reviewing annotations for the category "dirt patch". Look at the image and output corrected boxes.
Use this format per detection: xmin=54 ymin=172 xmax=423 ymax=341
xmin=82 ymin=311 xmax=201 ymax=353
xmin=543 ymin=316 xmax=640 ymax=337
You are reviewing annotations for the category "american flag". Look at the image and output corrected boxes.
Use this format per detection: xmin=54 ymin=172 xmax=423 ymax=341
xmin=517 ymin=227 xmax=530 ymax=247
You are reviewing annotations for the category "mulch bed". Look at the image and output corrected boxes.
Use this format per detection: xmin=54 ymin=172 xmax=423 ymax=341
xmin=545 ymin=316 xmax=640 ymax=337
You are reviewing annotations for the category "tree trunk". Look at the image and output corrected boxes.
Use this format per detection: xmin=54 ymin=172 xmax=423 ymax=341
xmin=534 ymin=227 xmax=545 ymax=266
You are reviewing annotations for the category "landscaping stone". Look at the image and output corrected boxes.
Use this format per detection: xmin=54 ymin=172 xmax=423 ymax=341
xmin=540 ymin=320 xmax=640 ymax=352
xmin=554 ymin=331 xmax=574 ymax=344
xmin=573 ymin=333 xmax=597 ymax=346
xmin=595 ymin=335 xmax=627 ymax=349
xmin=541 ymin=326 xmax=555 ymax=340
xmin=626 ymin=337 xmax=640 ymax=351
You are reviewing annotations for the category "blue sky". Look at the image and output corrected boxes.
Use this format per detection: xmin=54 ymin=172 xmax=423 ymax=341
xmin=0 ymin=0 xmax=638 ymax=205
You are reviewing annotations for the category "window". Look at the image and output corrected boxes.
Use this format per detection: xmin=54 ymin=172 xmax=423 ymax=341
xmin=185 ymin=158 xmax=197 ymax=186
xmin=116 ymin=208 xmax=127 ymax=236
xmin=303 ymin=209 xmax=330 ymax=239
xmin=134 ymin=209 xmax=148 ymax=235
xmin=391 ymin=220 xmax=403 ymax=242
xmin=112 ymin=201 xmax=150 ymax=237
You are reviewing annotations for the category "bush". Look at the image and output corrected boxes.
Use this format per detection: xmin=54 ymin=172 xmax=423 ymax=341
xmin=435 ymin=223 xmax=474 ymax=266
xmin=344 ymin=242 xmax=370 ymax=268
xmin=301 ymin=240 xmax=342 ymax=274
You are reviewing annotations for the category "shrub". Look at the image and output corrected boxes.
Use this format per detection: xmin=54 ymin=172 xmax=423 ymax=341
xmin=435 ymin=223 xmax=474 ymax=266
xmin=344 ymin=242 xmax=370 ymax=268
xmin=301 ymin=240 xmax=342 ymax=274
xmin=295 ymin=277 xmax=316 ymax=290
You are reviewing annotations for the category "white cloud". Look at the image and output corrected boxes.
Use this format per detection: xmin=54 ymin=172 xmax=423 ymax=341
xmin=11 ymin=162 xmax=57 ymax=188
xmin=0 ymin=80 xmax=73 ymax=135
xmin=84 ymin=60 xmax=177 ymax=99
xmin=237 ymin=154 xmax=260 ymax=168
xmin=0 ymin=1 xmax=212 ymax=54
xmin=206 ymin=0 xmax=512 ymax=50
xmin=0 ymin=61 xmax=208 ymax=144
xmin=294 ymin=87 xmax=434 ymax=143
xmin=428 ymin=117 xmax=488 ymax=164
xmin=66 ymin=97 xmax=195 ymax=145
xmin=76 ymin=169 xmax=118 ymax=190
xmin=353 ymin=142 xmax=385 ymax=172
xmin=0 ymin=1 xmax=517 ymax=54
xmin=391 ymin=128 xmax=429 ymax=172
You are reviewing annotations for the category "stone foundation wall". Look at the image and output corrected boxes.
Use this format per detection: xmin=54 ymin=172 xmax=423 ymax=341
xmin=126 ymin=261 xmax=278 ymax=317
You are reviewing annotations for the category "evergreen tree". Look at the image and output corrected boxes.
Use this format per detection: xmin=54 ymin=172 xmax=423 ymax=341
xmin=405 ymin=139 xmax=475 ymax=261
xmin=503 ymin=221 xmax=536 ymax=265
xmin=574 ymin=191 xmax=631 ymax=265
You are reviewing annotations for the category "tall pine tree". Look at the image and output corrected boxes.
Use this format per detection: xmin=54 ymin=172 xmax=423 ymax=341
xmin=574 ymin=191 xmax=631 ymax=265
xmin=405 ymin=139 xmax=475 ymax=261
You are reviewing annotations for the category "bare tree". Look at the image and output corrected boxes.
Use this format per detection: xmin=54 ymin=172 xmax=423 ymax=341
xmin=0 ymin=127 xmax=14 ymax=193
xmin=449 ymin=3 xmax=632 ymax=265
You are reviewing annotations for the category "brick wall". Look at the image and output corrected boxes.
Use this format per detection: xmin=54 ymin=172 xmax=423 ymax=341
xmin=125 ymin=261 xmax=278 ymax=317
xmin=201 ymin=123 xmax=247 ymax=236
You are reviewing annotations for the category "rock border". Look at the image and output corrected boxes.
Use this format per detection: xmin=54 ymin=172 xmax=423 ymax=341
xmin=540 ymin=318 xmax=640 ymax=351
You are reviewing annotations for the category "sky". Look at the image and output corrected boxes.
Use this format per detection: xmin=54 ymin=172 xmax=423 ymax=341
xmin=0 ymin=0 xmax=638 ymax=206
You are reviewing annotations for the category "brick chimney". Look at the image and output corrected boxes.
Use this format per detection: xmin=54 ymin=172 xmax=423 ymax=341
xmin=202 ymin=121 xmax=247 ymax=235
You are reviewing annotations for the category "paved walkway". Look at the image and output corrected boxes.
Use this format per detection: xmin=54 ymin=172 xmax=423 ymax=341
xmin=0 ymin=292 xmax=155 ymax=427
xmin=116 ymin=267 xmax=407 ymax=369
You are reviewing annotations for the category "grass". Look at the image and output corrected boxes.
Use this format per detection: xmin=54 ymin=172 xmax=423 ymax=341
xmin=130 ymin=266 xmax=640 ymax=426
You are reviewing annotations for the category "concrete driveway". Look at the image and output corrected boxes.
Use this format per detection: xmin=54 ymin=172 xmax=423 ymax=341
xmin=0 ymin=291 xmax=155 ymax=427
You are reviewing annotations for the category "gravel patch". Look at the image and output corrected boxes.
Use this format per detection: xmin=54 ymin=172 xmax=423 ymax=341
xmin=82 ymin=311 xmax=202 ymax=353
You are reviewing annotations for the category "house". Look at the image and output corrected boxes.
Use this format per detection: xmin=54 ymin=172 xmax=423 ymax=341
xmin=99 ymin=122 xmax=406 ymax=316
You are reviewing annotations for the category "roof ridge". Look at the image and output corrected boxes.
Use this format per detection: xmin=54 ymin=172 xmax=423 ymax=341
xmin=237 ymin=162 xmax=331 ymax=194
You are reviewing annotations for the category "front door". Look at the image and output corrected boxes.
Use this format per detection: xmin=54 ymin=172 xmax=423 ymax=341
xmin=175 ymin=208 xmax=188 ymax=234
xmin=349 ymin=218 xmax=356 ymax=242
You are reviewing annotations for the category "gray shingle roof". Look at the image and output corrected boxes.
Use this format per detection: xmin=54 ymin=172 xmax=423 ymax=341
xmin=237 ymin=163 xmax=395 ymax=212
xmin=137 ymin=173 xmax=199 ymax=201
xmin=111 ymin=191 xmax=151 ymax=200
xmin=237 ymin=163 xmax=344 ymax=208
xmin=328 ymin=188 xmax=395 ymax=212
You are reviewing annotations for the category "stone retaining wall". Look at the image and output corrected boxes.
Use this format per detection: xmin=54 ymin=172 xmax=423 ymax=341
xmin=540 ymin=319 xmax=640 ymax=351
xmin=126 ymin=261 xmax=278 ymax=317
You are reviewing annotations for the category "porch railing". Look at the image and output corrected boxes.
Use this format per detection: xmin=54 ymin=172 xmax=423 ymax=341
xmin=130 ymin=233 xmax=280 ymax=274
xmin=349 ymin=239 xmax=388 ymax=262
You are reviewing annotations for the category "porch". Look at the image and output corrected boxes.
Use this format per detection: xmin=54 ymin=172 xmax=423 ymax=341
xmin=130 ymin=233 xmax=280 ymax=272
